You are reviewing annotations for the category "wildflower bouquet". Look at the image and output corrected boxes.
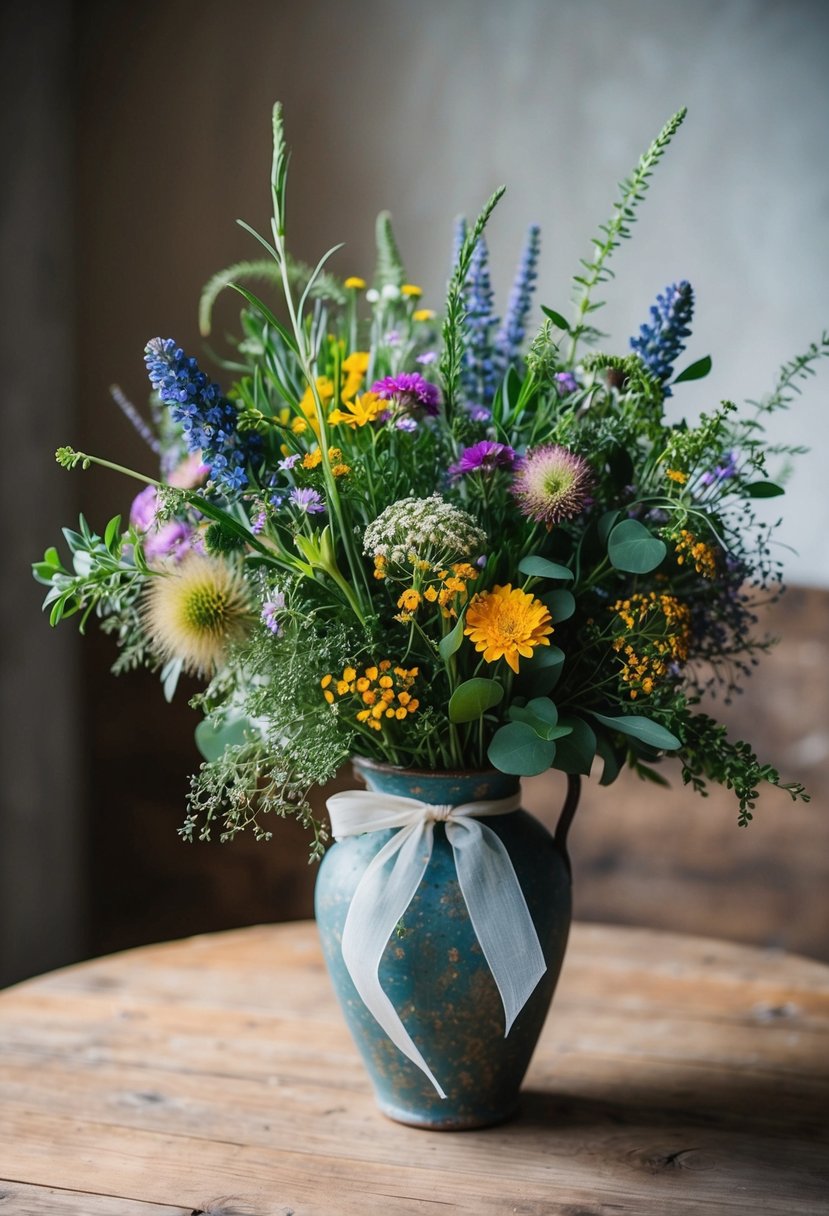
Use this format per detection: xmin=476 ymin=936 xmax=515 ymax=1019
xmin=37 ymin=105 xmax=823 ymax=856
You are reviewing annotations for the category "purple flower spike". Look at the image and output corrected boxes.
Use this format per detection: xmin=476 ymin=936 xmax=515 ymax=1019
xmin=289 ymin=487 xmax=326 ymax=514
xmin=370 ymin=372 xmax=441 ymax=416
xmin=448 ymin=441 xmax=517 ymax=479
xmin=262 ymin=592 xmax=286 ymax=636
xmin=554 ymin=371 xmax=579 ymax=397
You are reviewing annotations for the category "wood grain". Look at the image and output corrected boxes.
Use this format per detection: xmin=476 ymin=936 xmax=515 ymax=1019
xmin=1 ymin=922 xmax=827 ymax=1215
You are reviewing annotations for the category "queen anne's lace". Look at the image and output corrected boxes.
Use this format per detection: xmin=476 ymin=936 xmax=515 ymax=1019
xmin=363 ymin=495 xmax=487 ymax=571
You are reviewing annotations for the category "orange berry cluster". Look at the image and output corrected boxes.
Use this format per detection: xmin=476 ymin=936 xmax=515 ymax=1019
xmin=321 ymin=661 xmax=420 ymax=732
xmin=673 ymin=529 xmax=717 ymax=579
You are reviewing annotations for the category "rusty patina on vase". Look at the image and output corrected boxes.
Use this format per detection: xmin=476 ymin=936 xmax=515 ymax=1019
xmin=315 ymin=759 xmax=573 ymax=1130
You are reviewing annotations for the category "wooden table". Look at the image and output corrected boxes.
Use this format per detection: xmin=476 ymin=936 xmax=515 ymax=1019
xmin=1 ymin=922 xmax=827 ymax=1216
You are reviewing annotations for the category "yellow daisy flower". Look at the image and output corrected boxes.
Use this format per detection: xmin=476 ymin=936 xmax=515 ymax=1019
xmin=464 ymin=584 xmax=553 ymax=674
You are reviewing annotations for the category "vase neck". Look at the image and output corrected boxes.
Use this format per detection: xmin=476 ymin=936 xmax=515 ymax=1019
xmin=351 ymin=758 xmax=520 ymax=806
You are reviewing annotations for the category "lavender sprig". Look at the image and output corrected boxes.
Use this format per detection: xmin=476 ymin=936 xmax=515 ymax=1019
xmin=630 ymin=280 xmax=694 ymax=395
xmin=494 ymin=224 xmax=541 ymax=374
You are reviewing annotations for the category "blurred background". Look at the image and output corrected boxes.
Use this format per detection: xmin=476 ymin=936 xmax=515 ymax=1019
xmin=3 ymin=0 xmax=828 ymax=987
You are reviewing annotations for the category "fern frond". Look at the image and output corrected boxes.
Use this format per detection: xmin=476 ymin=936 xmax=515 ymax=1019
xmin=372 ymin=211 xmax=406 ymax=289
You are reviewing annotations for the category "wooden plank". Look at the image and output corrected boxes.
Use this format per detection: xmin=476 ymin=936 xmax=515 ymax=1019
xmin=0 ymin=1181 xmax=190 ymax=1215
xmin=1 ymin=922 xmax=827 ymax=1215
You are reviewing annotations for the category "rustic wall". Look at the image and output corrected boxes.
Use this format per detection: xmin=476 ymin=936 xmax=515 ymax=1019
xmin=7 ymin=0 xmax=827 ymax=983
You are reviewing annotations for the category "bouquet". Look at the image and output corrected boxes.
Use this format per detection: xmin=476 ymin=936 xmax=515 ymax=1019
xmin=35 ymin=104 xmax=823 ymax=856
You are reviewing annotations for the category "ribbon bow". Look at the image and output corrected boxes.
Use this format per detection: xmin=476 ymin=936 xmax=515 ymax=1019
xmin=326 ymin=789 xmax=547 ymax=1098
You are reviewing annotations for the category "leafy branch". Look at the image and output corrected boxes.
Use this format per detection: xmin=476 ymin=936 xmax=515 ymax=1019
xmin=567 ymin=107 xmax=687 ymax=362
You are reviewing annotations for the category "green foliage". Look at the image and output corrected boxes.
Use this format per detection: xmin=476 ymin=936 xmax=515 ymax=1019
xmin=372 ymin=211 xmax=406 ymax=289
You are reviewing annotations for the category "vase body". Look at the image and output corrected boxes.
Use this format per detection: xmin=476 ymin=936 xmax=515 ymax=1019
xmin=314 ymin=759 xmax=572 ymax=1129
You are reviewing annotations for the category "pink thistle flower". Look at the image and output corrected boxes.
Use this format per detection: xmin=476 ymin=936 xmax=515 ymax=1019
xmin=511 ymin=444 xmax=592 ymax=525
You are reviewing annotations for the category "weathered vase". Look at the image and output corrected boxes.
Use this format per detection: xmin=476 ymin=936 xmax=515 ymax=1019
xmin=314 ymin=758 xmax=575 ymax=1129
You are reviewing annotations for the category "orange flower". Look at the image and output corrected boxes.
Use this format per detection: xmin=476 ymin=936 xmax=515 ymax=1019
xmin=464 ymin=584 xmax=553 ymax=674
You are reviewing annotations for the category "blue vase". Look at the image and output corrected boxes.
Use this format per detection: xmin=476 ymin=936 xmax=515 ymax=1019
xmin=315 ymin=758 xmax=576 ymax=1129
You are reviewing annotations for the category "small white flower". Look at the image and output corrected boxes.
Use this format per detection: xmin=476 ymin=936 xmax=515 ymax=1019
xmin=381 ymin=284 xmax=401 ymax=301
xmin=366 ymin=288 xmax=380 ymax=303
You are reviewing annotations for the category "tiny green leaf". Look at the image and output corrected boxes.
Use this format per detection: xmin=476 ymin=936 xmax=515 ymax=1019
xmin=448 ymin=678 xmax=504 ymax=723
xmin=607 ymin=518 xmax=666 ymax=574
xmin=540 ymin=305 xmax=570 ymax=332
xmin=518 ymin=555 xmax=574 ymax=581
xmin=104 ymin=515 xmax=122 ymax=553
xmin=672 ymin=354 xmax=712 ymax=385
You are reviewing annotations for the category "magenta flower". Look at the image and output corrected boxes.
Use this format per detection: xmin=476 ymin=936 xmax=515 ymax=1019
xmin=448 ymin=441 xmax=517 ymax=479
xmin=512 ymin=444 xmax=592 ymax=525
xmin=370 ymin=372 xmax=441 ymax=416
xmin=130 ymin=485 xmax=194 ymax=561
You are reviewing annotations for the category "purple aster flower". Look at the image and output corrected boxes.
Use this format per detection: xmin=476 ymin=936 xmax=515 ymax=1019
xmin=289 ymin=487 xmax=326 ymax=514
xmin=416 ymin=350 xmax=438 ymax=366
xmin=262 ymin=592 xmax=286 ymax=636
xmin=395 ymin=416 xmax=418 ymax=432
xmin=554 ymin=371 xmax=579 ymax=397
xmin=370 ymin=372 xmax=441 ymax=416
xmin=700 ymin=450 xmax=739 ymax=487
xmin=512 ymin=444 xmax=593 ymax=525
xmin=464 ymin=402 xmax=492 ymax=424
xmin=279 ymin=453 xmax=301 ymax=470
xmin=385 ymin=329 xmax=401 ymax=347
xmin=448 ymin=441 xmax=517 ymax=479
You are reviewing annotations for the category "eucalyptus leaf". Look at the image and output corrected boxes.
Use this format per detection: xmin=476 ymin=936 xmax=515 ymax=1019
xmin=518 ymin=645 xmax=566 ymax=696
xmin=552 ymin=715 xmax=597 ymax=776
xmin=543 ymin=589 xmax=576 ymax=622
xmin=487 ymin=721 xmax=557 ymax=776
xmin=508 ymin=697 xmax=570 ymax=741
xmin=195 ymin=715 xmax=253 ymax=763
xmin=589 ymin=710 xmax=680 ymax=751
xmin=598 ymin=509 xmax=620 ymax=547
xmin=607 ymin=518 xmax=666 ymax=574
xmin=596 ymin=733 xmax=623 ymax=786
xmin=672 ymin=354 xmax=712 ymax=385
xmin=448 ymin=678 xmax=504 ymax=724
xmin=518 ymin=555 xmax=574 ymax=581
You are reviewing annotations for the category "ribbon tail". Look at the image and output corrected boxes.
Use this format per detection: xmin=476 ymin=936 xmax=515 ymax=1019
xmin=449 ymin=819 xmax=547 ymax=1035
xmin=340 ymin=821 xmax=447 ymax=1098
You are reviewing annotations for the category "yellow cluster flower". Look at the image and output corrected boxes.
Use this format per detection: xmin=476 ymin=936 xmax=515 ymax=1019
xmin=301 ymin=446 xmax=350 ymax=476
xmin=674 ymin=529 xmax=717 ymax=578
xmin=320 ymin=661 xmax=420 ymax=731
xmin=610 ymin=591 xmax=692 ymax=698
xmin=401 ymin=283 xmax=422 ymax=298
xmin=665 ymin=467 xmax=689 ymax=485
xmin=344 ymin=276 xmax=366 ymax=290
xmin=412 ymin=308 xmax=435 ymax=323
xmin=393 ymin=562 xmax=479 ymax=622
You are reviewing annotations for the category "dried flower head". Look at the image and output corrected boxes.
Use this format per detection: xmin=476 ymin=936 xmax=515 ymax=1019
xmin=511 ymin=444 xmax=592 ymax=525
xmin=143 ymin=554 xmax=251 ymax=676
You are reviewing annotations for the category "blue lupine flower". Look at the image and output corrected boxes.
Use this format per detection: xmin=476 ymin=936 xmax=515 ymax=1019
xmin=144 ymin=338 xmax=260 ymax=497
xmin=494 ymin=224 xmax=541 ymax=373
xmin=629 ymin=281 xmax=694 ymax=396
xmin=460 ymin=236 xmax=500 ymax=408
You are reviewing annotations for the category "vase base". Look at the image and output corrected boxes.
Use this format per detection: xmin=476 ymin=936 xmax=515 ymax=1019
xmin=376 ymin=1095 xmax=520 ymax=1131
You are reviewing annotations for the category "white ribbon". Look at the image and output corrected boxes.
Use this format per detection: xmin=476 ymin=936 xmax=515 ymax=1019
xmin=326 ymin=789 xmax=548 ymax=1098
